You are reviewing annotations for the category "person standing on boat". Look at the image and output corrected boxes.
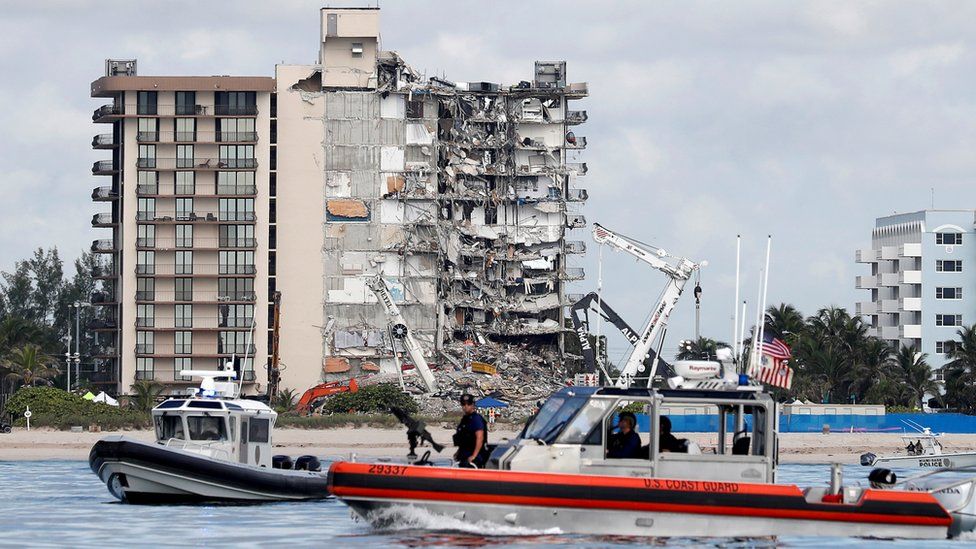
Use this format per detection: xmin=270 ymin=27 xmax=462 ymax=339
xmin=454 ymin=394 xmax=488 ymax=468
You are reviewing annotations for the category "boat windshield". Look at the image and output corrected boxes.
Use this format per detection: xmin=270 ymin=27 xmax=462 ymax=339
xmin=156 ymin=415 xmax=185 ymax=441
xmin=523 ymin=393 xmax=590 ymax=444
xmin=187 ymin=416 xmax=227 ymax=441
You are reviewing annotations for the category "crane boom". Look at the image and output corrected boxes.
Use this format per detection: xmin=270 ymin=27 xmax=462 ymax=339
xmin=366 ymin=275 xmax=439 ymax=393
xmin=592 ymin=223 xmax=702 ymax=387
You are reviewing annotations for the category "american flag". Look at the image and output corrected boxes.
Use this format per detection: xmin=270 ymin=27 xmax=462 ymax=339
xmin=757 ymin=331 xmax=793 ymax=389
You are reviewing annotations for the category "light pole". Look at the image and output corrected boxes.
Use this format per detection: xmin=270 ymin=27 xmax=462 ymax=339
xmin=71 ymin=302 xmax=91 ymax=392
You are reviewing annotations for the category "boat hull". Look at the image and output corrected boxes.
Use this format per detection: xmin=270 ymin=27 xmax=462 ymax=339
xmin=90 ymin=436 xmax=330 ymax=503
xmin=865 ymin=453 xmax=976 ymax=469
xmin=328 ymin=462 xmax=952 ymax=539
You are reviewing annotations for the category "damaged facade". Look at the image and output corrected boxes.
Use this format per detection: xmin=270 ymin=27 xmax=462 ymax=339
xmin=275 ymin=7 xmax=589 ymax=397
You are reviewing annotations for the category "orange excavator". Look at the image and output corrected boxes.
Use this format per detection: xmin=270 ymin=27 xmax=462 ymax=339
xmin=295 ymin=378 xmax=359 ymax=415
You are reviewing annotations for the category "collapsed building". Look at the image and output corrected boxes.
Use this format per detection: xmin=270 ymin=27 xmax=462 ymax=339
xmin=275 ymin=8 xmax=588 ymax=403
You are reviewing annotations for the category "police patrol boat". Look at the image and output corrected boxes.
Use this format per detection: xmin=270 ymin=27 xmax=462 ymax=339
xmin=861 ymin=421 xmax=976 ymax=469
xmin=329 ymin=367 xmax=976 ymax=539
xmin=89 ymin=368 xmax=330 ymax=503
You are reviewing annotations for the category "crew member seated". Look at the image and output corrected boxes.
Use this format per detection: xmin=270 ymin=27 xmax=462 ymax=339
xmin=608 ymin=411 xmax=642 ymax=459
xmin=659 ymin=415 xmax=687 ymax=453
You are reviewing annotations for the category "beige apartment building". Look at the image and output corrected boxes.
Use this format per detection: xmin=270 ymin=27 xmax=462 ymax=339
xmin=90 ymin=7 xmax=587 ymax=397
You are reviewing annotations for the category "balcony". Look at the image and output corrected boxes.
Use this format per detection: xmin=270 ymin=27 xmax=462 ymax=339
xmin=879 ymin=299 xmax=900 ymax=314
xmin=879 ymin=325 xmax=900 ymax=340
xmin=880 ymin=273 xmax=900 ymax=287
xmin=565 ymin=293 xmax=585 ymax=304
xmin=136 ymin=291 xmax=256 ymax=303
xmin=565 ymin=240 xmax=586 ymax=254
xmin=91 ymin=346 xmax=118 ymax=358
xmin=136 ymin=131 xmax=160 ymax=142
xmin=91 ymin=264 xmax=117 ymax=279
xmin=560 ymin=267 xmax=585 ymax=280
xmin=855 ymin=302 xmax=877 ymax=315
xmin=150 ymin=264 xmax=228 ymax=276
xmin=136 ymin=210 xmax=221 ymax=223
xmin=565 ymin=82 xmax=588 ymax=98
xmin=900 ymin=270 xmax=922 ymax=284
xmin=217 ymin=343 xmax=257 ymax=355
xmin=855 ymin=248 xmax=878 ymax=263
xmin=567 ymin=188 xmax=588 ymax=202
xmin=91 ymin=134 xmax=117 ymax=149
xmin=566 ymin=214 xmax=586 ymax=228
xmin=565 ymin=136 xmax=586 ymax=149
xmin=91 ymin=186 xmax=118 ymax=201
xmin=92 ymin=103 xmax=124 ymax=122
xmin=855 ymin=275 xmax=878 ymax=289
xmin=565 ymin=110 xmax=587 ymax=125
xmin=219 ymin=265 xmax=257 ymax=275
xmin=88 ymin=318 xmax=118 ymax=331
xmin=92 ymin=160 xmax=117 ymax=175
xmin=134 ymin=371 xmax=154 ymax=381
xmin=214 ymin=104 xmax=258 ymax=116
xmin=901 ymin=297 xmax=922 ymax=312
xmin=91 ymin=239 xmax=116 ymax=253
xmin=900 ymin=243 xmax=922 ymax=257
xmin=91 ymin=213 xmax=117 ymax=227
xmin=565 ymin=162 xmax=587 ymax=175
xmin=880 ymin=246 xmax=899 ymax=260
xmin=135 ymin=157 xmax=258 ymax=170
xmin=219 ymin=317 xmax=255 ymax=328
xmin=90 ymin=291 xmax=117 ymax=305
xmin=901 ymin=324 xmax=922 ymax=339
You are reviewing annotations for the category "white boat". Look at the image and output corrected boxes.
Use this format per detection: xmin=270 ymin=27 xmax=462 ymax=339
xmin=89 ymin=369 xmax=330 ymax=503
xmin=330 ymin=376 xmax=976 ymax=539
xmin=861 ymin=422 xmax=976 ymax=469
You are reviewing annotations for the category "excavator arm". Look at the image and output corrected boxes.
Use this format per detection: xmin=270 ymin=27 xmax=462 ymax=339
xmin=295 ymin=379 xmax=359 ymax=415
xmin=569 ymin=292 xmax=673 ymax=379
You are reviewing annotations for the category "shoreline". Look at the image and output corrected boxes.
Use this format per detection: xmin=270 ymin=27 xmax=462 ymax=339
xmin=5 ymin=428 xmax=976 ymax=464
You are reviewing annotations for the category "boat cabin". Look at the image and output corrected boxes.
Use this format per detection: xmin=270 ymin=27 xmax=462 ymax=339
xmin=491 ymin=386 xmax=778 ymax=483
xmin=151 ymin=398 xmax=277 ymax=467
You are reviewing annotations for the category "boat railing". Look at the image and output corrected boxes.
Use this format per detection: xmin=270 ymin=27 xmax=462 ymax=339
xmin=886 ymin=465 xmax=976 ymax=513
xmin=163 ymin=438 xmax=232 ymax=461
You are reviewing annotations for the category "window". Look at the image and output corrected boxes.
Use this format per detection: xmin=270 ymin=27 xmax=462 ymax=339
xmin=220 ymin=304 xmax=253 ymax=327
xmin=137 ymin=197 xmax=156 ymax=220
xmin=175 ymin=171 xmax=195 ymax=195
xmin=136 ymin=304 xmax=155 ymax=327
xmin=136 ymin=250 xmax=155 ymax=274
xmin=137 ymin=91 xmax=157 ymax=115
xmin=156 ymin=415 xmax=184 ymax=440
xmin=219 ymin=277 xmax=254 ymax=301
xmin=220 ymin=331 xmax=252 ymax=354
xmin=937 ymin=260 xmax=963 ymax=272
xmin=220 ymin=251 xmax=255 ymax=274
xmin=175 ymin=331 xmax=192 ymax=354
xmin=936 ymin=341 xmax=957 ymax=354
xmin=937 ymin=287 xmax=963 ymax=300
xmin=138 ymin=171 xmax=158 ymax=194
xmin=138 ymin=144 xmax=156 ymax=168
xmin=188 ymin=416 xmax=227 ymax=441
xmin=176 ymin=144 xmax=194 ymax=169
xmin=248 ymin=418 xmax=270 ymax=443
xmin=219 ymin=225 xmax=254 ymax=247
xmin=175 ymin=357 xmax=192 ymax=381
xmin=215 ymin=91 xmax=256 ymax=115
xmin=136 ymin=357 xmax=155 ymax=380
xmin=137 ymin=117 xmax=158 ymax=141
xmin=219 ymin=145 xmax=256 ymax=168
xmin=175 ymin=117 xmax=196 ymax=142
xmin=218 ymin=118 xmax=256 ymax=141
xmin=136 ymin=277 xmax=155 ymax=301
xmin=176 ymin=198 xmax=194 ymax=221
xmin=175 ymin=304 xmax=193 ymax=328
xmin=137 ymin=224 xmax=155 ymax=247
xmin=176 ymin=250 xmax=193 ymax=274
xmin=136 ymin=331 xmax=154 ymax=354
xmin=937 ymin=233 xmax=963 ymax=246
xmin=175 ymin=278 xmax=193 ymax=301
xmin=406 ymin=100 xmax=424 ymax=119
xmin=936 ymin=314 xmax=963 ymax=327
xmin=217 ymin=171 xmax=255 ymax=195
xmin=351 ymin=42 xmax=363 ymax=58
xmin=175 ymin=91 xmax=196 ymax=116
xmin=219 ymin=198 xmax=255 ymax=221
xmin=176 ymin=224 xmax=193 ymax=248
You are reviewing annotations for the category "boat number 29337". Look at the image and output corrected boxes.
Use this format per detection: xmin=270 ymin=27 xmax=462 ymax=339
xmin=368 ymin=464 xmax=408 ymax=475
xmin=644 ymin=479 xmax=740 ymax=493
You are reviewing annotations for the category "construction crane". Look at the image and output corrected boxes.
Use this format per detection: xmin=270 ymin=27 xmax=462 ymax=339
xmin=365 ymin=275 xmax=439 ymax=393
xmin=569 ymin=292 xmax=674 ymax=380
xmin=266 ymin=291 xmax=282 ymax=399
xmin=592 ymin=223 xmax=703 ymax=388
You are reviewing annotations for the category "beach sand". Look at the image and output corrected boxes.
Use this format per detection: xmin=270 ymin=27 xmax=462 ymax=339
xmin=5 ymin=426 xmax=976 ymax=463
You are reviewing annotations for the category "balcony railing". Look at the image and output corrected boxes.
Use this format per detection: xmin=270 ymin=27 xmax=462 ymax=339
xmin=91 ymin=239 xmax=116 ymax=253
xmin=89 ymin=318 xmax=118 ymax=330
xmin=136 ymin=291 xmax=256 ymax=303
xmin=135 ymin=371 xmax=154 ymax=381
xmin=561 ymin=267 xmax=585 ymax=280
xmin=219 ymin=317 xmax=255 ymax=328
xmin=567 ymin=188 xmax=588 ymax=201
xmin=218 ymin=238 xmax=257 ymax=248
xmin=219 ymin=265 xmax=257 ymax=275
xmin=92 ymin=134 xmax=116 ymax=148
xmin=566 ymin=214 xmax=587 ymax=228
xmin=219 ymin=212 xmax=257 ymax=222
xmin=90 ymin=291 xmax=116 ymax=304
xmin=91 ymin=264 xmax=117 ymax=278
xmin=135 ymin=184 xmax=257 ymax=196
xmin=92 ymin=160 xmax=116 ymax=174
xmin=565 ymin=110 xmax=587 ymax=124
xmin=91 ymin=186 xmax=119 ymax=201
xmin=135 ymin=344 xmax=155 ymax=354
xmin=136 ymin=157 xmax=258 ymax=170
xmin=137 ymin=210 xmax=221 ymax=223
xmin=135 ymin=264 xmax=155 ymax=274
xmin=216 ymin=185 xmax=257 ymax=195
xmin=565 ymin=136 xmax=587 ymax=149
xmin=91 ymin=213 xmax=116 ymax=227
xmin=564 ymin=240 xmax=586 ymax=254
xmin=92 ymin=103 xmax=124 ymax=121
xmin=214 ymin=104 xmax=258 ymax=116
xmin=218 ymin=343 xmax=257 ymax=355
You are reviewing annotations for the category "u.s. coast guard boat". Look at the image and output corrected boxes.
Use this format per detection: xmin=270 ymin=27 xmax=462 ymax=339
xmin=329 ymin=371 xmax=976 ymax=539
xmin=89 ymin=369 xmax=330 ymax=503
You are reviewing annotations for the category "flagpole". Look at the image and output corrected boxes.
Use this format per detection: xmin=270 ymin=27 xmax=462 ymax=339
xmin=749 ymin=270 xmax=764 ymax=375
xmin=755 ymin=236 xmax=772 ymax=378
xmin=738 ymin=300 xmax=747 ymax=372
xmin=732 ymin=235 xmax=741 ymax=365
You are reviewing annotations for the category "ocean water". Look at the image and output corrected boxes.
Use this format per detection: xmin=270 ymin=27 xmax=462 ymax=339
xmin=0 ymin=461 xmax=966 ymax=548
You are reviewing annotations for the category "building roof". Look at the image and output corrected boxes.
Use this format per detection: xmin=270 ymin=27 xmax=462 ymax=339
xmin=91 ymin=76 xmax=276 ymax=97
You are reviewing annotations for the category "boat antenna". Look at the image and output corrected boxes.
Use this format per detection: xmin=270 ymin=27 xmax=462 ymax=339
xmin=238 ymin=319 xmax=257 ymax=397
xmin=732 ymin=235 xmax=741 ymax=365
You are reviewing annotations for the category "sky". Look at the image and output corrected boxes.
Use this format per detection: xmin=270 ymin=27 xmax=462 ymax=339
xmin=2 ymin=0 xmax=976 ymax=363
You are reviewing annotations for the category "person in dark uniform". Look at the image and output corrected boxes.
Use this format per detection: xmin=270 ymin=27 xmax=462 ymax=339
xmin=454 ymin=394 xmax=489 ymax=468
xmin=659 ymin=415 xmax=686 ymax=453
xmin=608 ymin=411 xmax=642 ymax=459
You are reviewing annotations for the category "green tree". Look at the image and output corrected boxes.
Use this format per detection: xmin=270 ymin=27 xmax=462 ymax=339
xmin=675 ymin=337 xmax=730 ymax=360
xmin=944 ymin=326 xmax=976 ymax=413
xmin=129 ymin=380 xmax=165 ymax=413
xmin=894 ymin=346 xmax=940 ymax=410
xmin=2 ymin=344 xmax=60 ymax=390
xmin=272 ymin=388 xmax=298 ymax=413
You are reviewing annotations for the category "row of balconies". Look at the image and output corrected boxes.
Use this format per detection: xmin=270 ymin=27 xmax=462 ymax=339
xmin=93 ymin=103 xmax=258 ymax=122
xmin=135 ymin=264 xmax=257 ymax=276
xmin=92 ymin=157 xmax=257 ymax=175
xmin=135 ymin=211 xmax=256 ymax=223
xmin=855 ymin=270 xmax=922 ymax=289
xmin=136 ymin=184 xmax=257 ymax=197
xmin=135 ymin=291 xmax=256 ymax=303
xmin=870 ymin=324 xmax=922 ymax=340
xmin=855 ymin=243 xmax=923 ymax=263
xmin=136 ymin=237 xmax=257 ymax=249
xmin=134 ymin=343 xmax=257 ymax=356
xmin=135 ymin=370 xmax=256 ymax=383
xmin=134 ymin=317 xmax=254 ymax=329
xmin=857 ymin=297 xmax=924 ymax=316
xmin=134 ymin=131 xmax=257 ymax=143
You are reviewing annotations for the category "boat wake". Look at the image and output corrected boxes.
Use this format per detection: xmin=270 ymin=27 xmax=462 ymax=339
xmin=365 ymin=505 xmax=563 ymax=537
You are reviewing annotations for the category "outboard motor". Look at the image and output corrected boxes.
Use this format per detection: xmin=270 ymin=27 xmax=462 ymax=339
xmin=294 ymin=455 xmax=321 ymax=472
xmin=272 ymin=455 xmax=293 ymax=470
xmin=868 ymin=468 xmax=896 ymax=489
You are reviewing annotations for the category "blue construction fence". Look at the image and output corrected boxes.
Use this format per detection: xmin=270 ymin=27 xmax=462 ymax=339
xmin=633 ymin=413 xmax=976 ymax=434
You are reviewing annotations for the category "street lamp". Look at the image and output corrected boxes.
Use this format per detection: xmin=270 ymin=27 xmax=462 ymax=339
xmin=69 ymin=302 xmax=91 ymax=392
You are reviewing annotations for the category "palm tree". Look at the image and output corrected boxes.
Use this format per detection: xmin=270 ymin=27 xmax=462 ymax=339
xmin=766 ymin=304 xmax=805 ymax=344
xmin=129 ymin=380 xmax=165 ymax=413
xmin=844 ymin=337 xmax=889 ymax=403
xmin=272 ymin=388 xmax=298 ymax=413
xmin=944 ymin=326 xmax=976 ymax=412
xmin=2 ymin=344 xmax=60 ymax=390
xmin=893 ymin=345 xmax=940 ymax=409
xmin=675 ymin=337 xmax=730 ymax=360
